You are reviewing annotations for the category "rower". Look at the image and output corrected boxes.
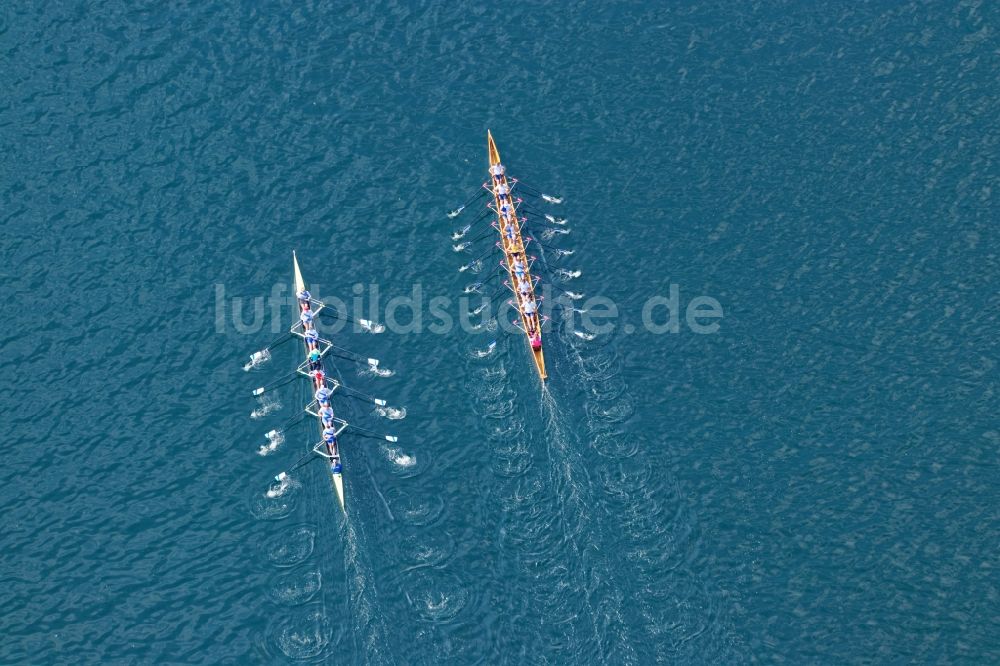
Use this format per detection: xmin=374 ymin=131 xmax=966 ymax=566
xmin=323 ymin=426 xmax=338 ymax=444
xmin=297 ymin=288 xmax=311 ymax=303
xmin=513 ymin=256 xmax=526 ymax=279
xmin=496 ymin=182 xmax=510 ymax=201
xmin=305 ymin=328 xmax=319 ymax=345
xmin=523 ymin=298 xmax=537 ymax=316
xmin=491 ymin=163 xmax=505 ymax=182
xmin=320 ymin=405 xmax=335 ymax=426
xmin=300 ymin=309 xmax=314 ymax=327
xmin=315 ymin=386 xmax=332 ymax=405
xmin=518 ymin=278 xmax=531 ymax=296
xmin=311 ymin=368 xmax=325 ymax=384
xmin=505 ymin=223 xmax=516 ymax=242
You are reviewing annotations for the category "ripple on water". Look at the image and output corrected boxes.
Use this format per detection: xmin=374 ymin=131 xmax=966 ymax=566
xmin=476 ymin=396 xmax=516 ymax=419
xmin=248 ymin=478 xmax=300 ymax=521
xmin=259 ymin=525 xmax=315 ymax=567
xmin=586 ymin=373 xmax=628 ymax=402
xmin=491 ymin=448 xmax=533 ymax=478
xmin=268 ymin=567 xmax=322 ymax=606
xmin=396 ymin=529 xmax=457 ymax=571
xmin=267 ymin=603 xmax=338 ymax=661
xmin=384 ymin=487 xmax=445 ymax=527
xmin=585 ymin=396 xmax=636 ymax=425
xmin=486 ymin=418 xmax=524 ymax=443
xmin=491 ymin=425 xmax=532 ymax=477
xmin=640 ymin=569 xmax=717 ymax=659
xmin=402 ymin=569 xmax=472 ymax=624
xmin=587 ymin=427 xmax=640 ymax=459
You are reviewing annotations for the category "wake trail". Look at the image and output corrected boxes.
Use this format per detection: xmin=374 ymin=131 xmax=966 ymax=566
xmin=539 ymin=385 xmax=638 ymax=664
xmin=560 ymin=333 xmax=741 ymax=661
xmin=343 ymin=518 xmax=392 ymax=665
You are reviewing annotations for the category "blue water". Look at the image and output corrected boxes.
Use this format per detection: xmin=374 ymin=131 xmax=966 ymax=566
xmin=3 ymin=1 xmax=998 ymax=663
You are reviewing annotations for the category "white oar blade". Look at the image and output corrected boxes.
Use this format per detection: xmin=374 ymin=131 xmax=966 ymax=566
xmin=368 ymin=358 xmax=379 ymax=366
xmin=385 ymin=435 xmax=398 ymax=443
xmin=374 ymin=399 xmax=387 ymax=406
xmin=253 ymin=387 xmax=265 ymax=396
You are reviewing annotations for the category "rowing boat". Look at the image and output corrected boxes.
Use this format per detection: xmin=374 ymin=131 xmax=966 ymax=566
xmin=487 ymin=130 xmax=548 ymax=380
xmin=292 ymin=251 xmax=347 ymax=512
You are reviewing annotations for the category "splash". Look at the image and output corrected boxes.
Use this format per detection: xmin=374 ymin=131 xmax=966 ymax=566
xmin=458 ymin=259 xmax=483 ymax=273
xmin=453 ymin=242 xmax=471 ymax=252
xmin=244 ymin=349 xmax=271 ymax=371
xmin=556 ymin=269 xmax=582 ymax=280
xmin=358 ymin=318 xmax=384 ymax=334
xmin=376 ymin=406 xmax=407 ymax=420
xmin=573 ymin=331 xmax=597 ymax=341
xmin=385 ymin=446 xmax=416 ymax=468
xmin=266 ymin=474 xmax=293 ymax=499
xmin=464 ymin=282 xmax=483 ymax=294
xmin=564 ymin=291 xmax=584 ymax=300
xmin=361 ymin=360 xmax=394 ymax=378
xmin=258 ymin=429 xmax=285 ymax=456
xmin=451 ymin=224 xmax=471 ymax=239
xmin=470 ymin=318 xmax=497 ymax=332
xmin=473 ymin=341 xmax=497 ymax=357
xmin=447 ymin=206 xmax=466 ymax=218
xmin=251 ymin=394 xmax=281 ymax=419
xmin=542 ymin=194 xmax=564 ymax=204
xmin=545 ymin=214 xmax=568 ymax=225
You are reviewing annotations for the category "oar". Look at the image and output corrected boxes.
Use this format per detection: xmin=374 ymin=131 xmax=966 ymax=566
xmin=447 ymin=188 xmax=488 ymax=217
xmin=265 ymin=411 xmax=309 ymax=438
xmin=316 ymin=305 xmax=382 ymax=332
xmin=252 ymin=371 xmax=300 ymax=396
xmin=460 ymin=241 xmax=502 ymax=270
xmin=348 ymin=424 xmax=399 ymax=443
xmin=245 ymin=333 xmax=294 ymax=367
xmin=459 ymin=226 xmax=496 ymax=247
xmin=511 ymin=179 xmax=563 ymax=203
xmin=468 ymin=208 xmax=493 ymax=226
xmin=274 ymin=449 xmax=323 ymax=482
xmin=338 ymin=383 xmax=388 ymax=407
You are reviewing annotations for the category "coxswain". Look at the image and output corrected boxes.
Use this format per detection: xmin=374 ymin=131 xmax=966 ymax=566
xmin=531 ymin=332 xmax=542 ymax=350
xmin=308 ymin=348 xmax=322 ymax=365
xmin=491 ymin=163 xmax=505 ymax=181
xmin=297 ymin=288 xmax=311 ymax=303
xmin=331 ymin=457 xmax=343 ymax=475
xmin=315 ymin=386 xmax=332 ymax=405
xmin=323 ymin=426 xmax=338 ymax=444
